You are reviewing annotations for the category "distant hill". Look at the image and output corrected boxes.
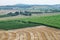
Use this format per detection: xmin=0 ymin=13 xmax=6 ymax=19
xmin=0 ymin=4 xmax=60 ymax=10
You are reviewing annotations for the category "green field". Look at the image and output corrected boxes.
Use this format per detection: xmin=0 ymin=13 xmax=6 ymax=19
xmin=0 ymin=20 xmax=40 ymax=30
xmin=21 ymin=15 xmax=60 ymax=28
xmin=0 ymin=14 xmax=60 ymax=30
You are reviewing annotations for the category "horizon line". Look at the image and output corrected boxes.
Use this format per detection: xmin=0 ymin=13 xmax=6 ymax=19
xmin=0 ymin=3 xmax=60 ymax=6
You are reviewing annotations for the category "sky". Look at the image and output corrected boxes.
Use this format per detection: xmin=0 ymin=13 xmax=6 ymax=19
xmin=0 ymin=0 xmax=60 ymax=6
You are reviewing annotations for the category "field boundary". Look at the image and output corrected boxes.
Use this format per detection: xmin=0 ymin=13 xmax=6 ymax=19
xmin=20 ymin=20 xmax=60 ymax=29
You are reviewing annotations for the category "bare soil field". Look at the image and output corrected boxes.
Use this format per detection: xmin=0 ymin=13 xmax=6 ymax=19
xmin=0 ymin=26 xmax=60 ymax=40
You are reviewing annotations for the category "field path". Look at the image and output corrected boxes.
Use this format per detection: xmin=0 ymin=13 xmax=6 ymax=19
xmin=0 ymin=26 xmax=60 ymax=40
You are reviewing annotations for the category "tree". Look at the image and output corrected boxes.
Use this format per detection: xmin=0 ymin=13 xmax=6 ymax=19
xmin=14 ymin=11 xmax=19 ymax=15
xmin=20 ymin=11 xmax=23 ymax=15
xmin=24 ymin=11 xmax=32 ymax=16
xmin=7 ymin=12 xmax=13 ymax=16
xmin=7 ymin=12 xmax=16 ymax=16
xmin=29 ymin=13 xmax=32 ymax=16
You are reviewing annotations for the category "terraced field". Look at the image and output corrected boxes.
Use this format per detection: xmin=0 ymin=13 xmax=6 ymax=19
xmin=0 ymin=26 xmax=60 ymax=40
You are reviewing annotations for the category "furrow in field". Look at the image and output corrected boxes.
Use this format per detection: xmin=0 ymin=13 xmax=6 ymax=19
xmin=42 ymin=27 xmax=60 ymax=33
xmin=31 ymin=28 xmax=52 ymax=40
xmin=7 ymin=30 xmax=31 ymax=40
xmin=19 ymin=30 xmax=35 ymax=40
xmin=1 ymin=31 xmax=9 ymax=40
xmin=10 ymin=26 xmax=60 ymax=40
xmin=0 ymin=26 xmax=60 ymax=40
xmin=0 ymin=31 xmax=5 ymax=40
xmin=37 ymin=27 xmax=59 ymax=40
xmin=19 ymin=33 xmax=27 ymax=40
xmin=25 ymin=28 xmax=47 ymax=40
xmin=25 ymin=29 xmax=39 ymax=40
xmin=17 ymin=31 xmax=31 ymax=40
xmin=24 ymin=27 xmax=50 ymax=40
xmin=30 ymin=27 xmax=55 ymax=40
xmin=8 ymin=32 xmax=17 ymax=40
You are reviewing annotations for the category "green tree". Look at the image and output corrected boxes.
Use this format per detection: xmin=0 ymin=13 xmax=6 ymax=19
xmin=14 ymin=11 xmax=19 ymax=15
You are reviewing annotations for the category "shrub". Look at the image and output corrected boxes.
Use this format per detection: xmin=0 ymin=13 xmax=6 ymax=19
xmin=14 ymin=11 xmax=19 ymax=15
xmin=7 ymin=12 xmax=17 ymax=16
xmin=7 ymin=12 xmax=13 ymax=16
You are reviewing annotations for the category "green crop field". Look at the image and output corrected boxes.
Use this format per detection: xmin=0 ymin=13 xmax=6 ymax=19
xmin=0 ymin=20 xmax=40 ymax=30
xmin=0 ymin=14 xmax=60 ymax=30
xmin=21 ymin=14 xmax=60 ymax=29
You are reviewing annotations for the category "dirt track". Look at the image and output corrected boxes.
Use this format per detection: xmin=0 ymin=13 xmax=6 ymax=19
xmin=0 ymin=26 xmax=60 ymax=40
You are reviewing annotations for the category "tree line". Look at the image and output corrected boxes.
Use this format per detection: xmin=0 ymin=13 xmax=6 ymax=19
xmin=7 ymin=11 xmax=32 ymax=16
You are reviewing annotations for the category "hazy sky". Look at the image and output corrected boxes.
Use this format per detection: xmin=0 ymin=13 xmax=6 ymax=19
xmin=0 ymin=0 xmax=60 ymax=6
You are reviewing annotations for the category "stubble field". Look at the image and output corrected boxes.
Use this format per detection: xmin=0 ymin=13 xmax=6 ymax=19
xmin=0 ymin=26 xmax=60 ymax=40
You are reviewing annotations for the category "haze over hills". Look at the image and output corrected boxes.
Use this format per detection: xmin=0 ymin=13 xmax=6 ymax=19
xmin=0 ymin=4 xmax=60 ymax=10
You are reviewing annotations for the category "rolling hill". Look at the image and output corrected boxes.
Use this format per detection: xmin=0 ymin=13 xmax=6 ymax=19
xmin=0 ymin=4 xmax=60 ymax=10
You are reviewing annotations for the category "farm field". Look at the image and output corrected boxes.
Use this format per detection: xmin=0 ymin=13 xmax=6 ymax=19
xmin=0 ymin=10 xmax=20 ymax=15
xmin=21 ymin=14 xmax=60 ymax=29
xmin=0 ymin=20 xmax=40 ymax=30
xmin=0 ymin=26 xmax=60 ymax=40
xmin=0 ymin=11 xmax=60 ymax=40
xmin=0 ymin=12 xmax=60 ymax=21
xmin=0 ymin=13 xmax=60 ymax=30
xmin=0 ymin=3 xmax=60 ymax=40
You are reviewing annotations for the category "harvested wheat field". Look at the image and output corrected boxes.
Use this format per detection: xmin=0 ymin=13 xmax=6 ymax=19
xmin=0 ymin=26 xmax=60 ymax=40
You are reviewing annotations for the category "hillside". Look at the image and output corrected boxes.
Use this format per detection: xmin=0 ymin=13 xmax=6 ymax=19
xmin=0 ymin=4 xmax=60 ymax=10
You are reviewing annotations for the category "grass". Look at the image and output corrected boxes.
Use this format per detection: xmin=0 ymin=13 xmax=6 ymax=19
xmin=0 ymin=14 xmax=60 ymax=30
xmin=21 ymin=15 xmax=60 ymax=28
xmin=0 ymin=20 xmax=40 ymax=30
